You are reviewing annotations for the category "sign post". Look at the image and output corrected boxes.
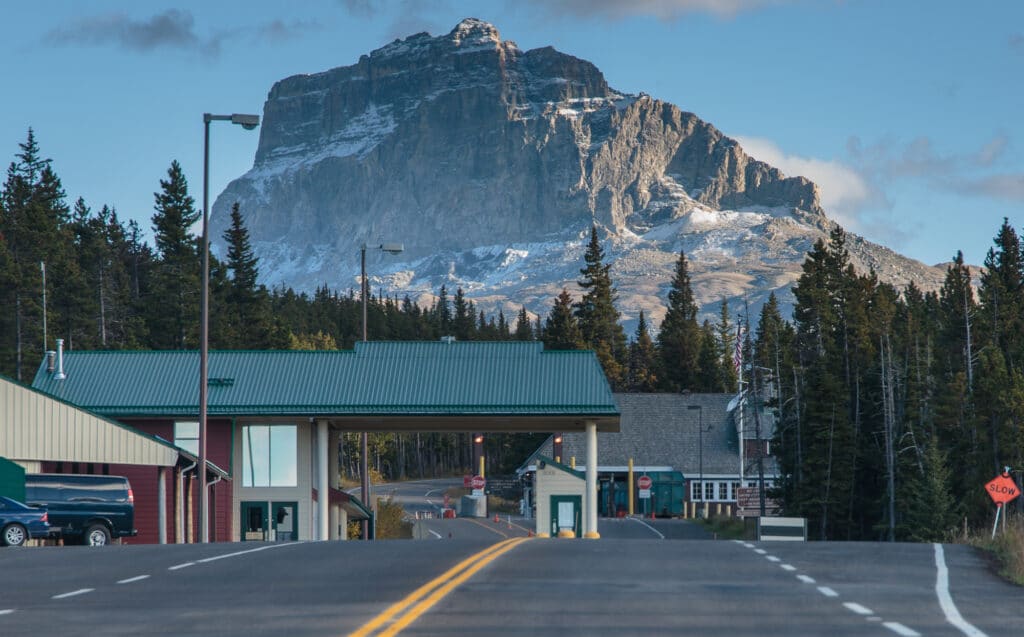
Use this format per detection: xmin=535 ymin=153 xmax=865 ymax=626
xmin=984 ymin=469 xmax=1021 ymax=539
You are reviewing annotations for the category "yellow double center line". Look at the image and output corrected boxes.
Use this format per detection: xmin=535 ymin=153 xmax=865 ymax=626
xmin=350 ymin=537 xmax=529 ymax=637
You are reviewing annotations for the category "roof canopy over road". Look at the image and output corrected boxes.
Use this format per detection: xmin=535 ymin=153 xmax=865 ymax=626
xmin=32 ymin=342 xmax=620 ymax=433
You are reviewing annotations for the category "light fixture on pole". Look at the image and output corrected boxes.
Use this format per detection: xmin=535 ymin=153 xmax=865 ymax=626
xmin=199 ymin=112 xmax=259 ymax=544
xmin=359 ymin=241 xmax=403 ymax=540
xmin=687 ymin=404 xmax=707 ymax=518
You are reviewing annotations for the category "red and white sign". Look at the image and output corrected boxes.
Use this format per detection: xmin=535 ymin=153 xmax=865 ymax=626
xmin=637 ymin=476 xmax=652 ymax=490
xmin=471 ymin=475 xmax=486 ymax=490
xmin=985 ymin=474 xmax=1021 ymax=506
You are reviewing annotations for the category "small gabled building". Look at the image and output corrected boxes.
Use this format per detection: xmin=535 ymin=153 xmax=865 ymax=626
xmin=32 ymin=341 xmax=619 ymax=542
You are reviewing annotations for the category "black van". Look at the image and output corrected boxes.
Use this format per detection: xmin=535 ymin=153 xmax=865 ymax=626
xmin=24 ymin=474 xmax=137 ymax=546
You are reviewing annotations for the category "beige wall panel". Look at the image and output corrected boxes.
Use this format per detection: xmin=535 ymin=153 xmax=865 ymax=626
xmin=1 ymin=378 xmax=177 ymax=467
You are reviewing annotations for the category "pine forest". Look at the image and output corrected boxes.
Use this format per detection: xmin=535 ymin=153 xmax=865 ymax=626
xmin=3 ymin=130 xmax=1023 ymax=542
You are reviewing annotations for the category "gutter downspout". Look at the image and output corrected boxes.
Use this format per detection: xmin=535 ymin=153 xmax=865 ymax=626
xmin=178 ymin=460 xmax=197 ymax=544
xmin=205 ymin=474 xmax=223 ymax=542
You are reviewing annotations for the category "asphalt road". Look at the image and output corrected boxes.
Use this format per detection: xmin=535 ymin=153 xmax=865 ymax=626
xmin=2 ymin=535 xmax=1019 ymax=636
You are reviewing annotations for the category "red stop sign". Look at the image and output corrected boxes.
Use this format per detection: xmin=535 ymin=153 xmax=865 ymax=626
xmin=471 ymin=475 xmax=486 ymax=490
xmin=985 ymin=474 xmax=1020 ymax=506
xmin=637 ymin=476 xmax=652 ymax=490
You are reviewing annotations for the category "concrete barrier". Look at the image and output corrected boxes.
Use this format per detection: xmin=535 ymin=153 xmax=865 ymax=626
xmin=757 ymin=516 xmax=807 ymax=541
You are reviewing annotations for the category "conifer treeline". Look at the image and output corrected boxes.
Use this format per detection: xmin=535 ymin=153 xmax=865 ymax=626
xmin=3 ymin=131 xmax=1022 ymax=541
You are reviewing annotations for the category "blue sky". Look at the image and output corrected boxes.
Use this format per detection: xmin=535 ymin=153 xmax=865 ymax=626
xmin=2 ymin=0 xmax=1021 ymax=267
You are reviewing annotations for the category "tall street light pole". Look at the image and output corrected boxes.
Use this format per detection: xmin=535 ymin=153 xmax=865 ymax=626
xmin=200 ymin=112 xmax=259 ymax=543
xmin=687 ymin=404 xmax=705 ymax=518
xmin=360 ymin=241 xmax=403 ymax=540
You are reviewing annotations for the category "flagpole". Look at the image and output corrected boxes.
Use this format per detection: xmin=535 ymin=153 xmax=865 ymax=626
xmin=736 ymin=323 xmax=744 ymax=484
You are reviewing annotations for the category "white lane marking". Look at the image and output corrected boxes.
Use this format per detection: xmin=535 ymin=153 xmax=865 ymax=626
xmin=754 ymin=548 xmax=767 ymax=555
xmin=884 ymin=622 xmax=922 ymax=636
xmin=797 ymin=574 xmax=816 ymax=584
xmin=424 ymin=488 xmax=441 ymax=497
xmin=843 ymin=602 xmax=874 ymax=616
xmin=0 ymin=609 xmax=14 ymax=615
xmin=117 ymin=575 xmax=150 ymax=584
xmin=428 ymin=529 xmax=442 ymax=539
xmin=742 ymin=542 xmax=755 ymax=548
xmin=934 ymin=543 xmax=989 ymax=637
xmin=52 ymin=589 xmax=94 ymax=600
xmin=196 ymin=541 xmax=295 ymax=564
xmin=168 ymin=562 xmax=195 ymax=570
xmin=765 ymin=555 xmax=781 ymax=562
xmin=732 ymin=539 xmax=744 ymax=544
xmin=818 ymin=586 xmax=839 ymax=597
xmin=780 ymin=564 xmax=797 ymax=571
xmin=628 ymin=516 xmax=665 ymax=539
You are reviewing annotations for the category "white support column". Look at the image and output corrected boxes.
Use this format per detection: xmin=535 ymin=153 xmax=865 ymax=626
xmin=158 ymin=467 xmax=168 ymax=544
xmin=584 ymin=420 xmax=600 ymax=539
xmin=317 ymin=419 xmax=330 ymax=541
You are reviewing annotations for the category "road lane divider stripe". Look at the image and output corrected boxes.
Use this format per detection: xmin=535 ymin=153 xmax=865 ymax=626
xmin=843 ymin=602 xmax=874 ymax=616
xmin=196 ymin=541 xmax=296 ymax=564
xmin=796 ymin=574 xmax=815 ymax=584
xmin=168 ymin=562 xmax=195 ymax=570
xmin=627 ymin=516 xmax=665 ymax=539
xmin=117 ymin=575 xmax=150 ymax=584
xmin=350 ymin=538 xmax=526 ymax=637
xmin=817 ymin=586 xmax=839 ymax=597
xmin=765 ymin=555 xmax=781 ymax=562
xmin=0 ymin=609 xmax=14 ymax=615
xmin=933 ymin=543 xmax=988 ymax=637
xmin=884 ymin=622 xmax=921 ymax=636
xmin=377 ymin=538 xmax=529 ymax=637
xmin=780 ymin=564 xmax=796 ymax=571
xmin=52 ymin=589 xmax=93 ymax=600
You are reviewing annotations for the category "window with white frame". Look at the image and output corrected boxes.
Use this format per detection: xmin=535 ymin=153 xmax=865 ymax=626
xmin=241 ymin=424 xmax=298 ymax=487
xmin=174 ymin=421 xmax=199 ymax=456
xmin=691 ymin=480 xmax=750 ymax=502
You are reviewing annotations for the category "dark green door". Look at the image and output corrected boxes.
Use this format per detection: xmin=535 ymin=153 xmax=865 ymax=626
xmin=550 ymin=495 xmax=582 ymax=537
xmin=272 ymin=501 xmax=298 ymax=541
xmin=241 ymin=501 xmax=268 ymax=541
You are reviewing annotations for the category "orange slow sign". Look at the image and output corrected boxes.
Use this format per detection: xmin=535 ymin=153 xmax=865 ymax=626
xmin=984 ymin=474 xmax=1020 ymax=506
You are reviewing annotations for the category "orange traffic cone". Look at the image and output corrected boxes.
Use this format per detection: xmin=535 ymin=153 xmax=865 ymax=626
xmin=493 ymin=514 xmax=500 ymax=523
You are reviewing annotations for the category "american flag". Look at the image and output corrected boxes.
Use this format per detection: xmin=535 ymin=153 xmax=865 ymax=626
xmin=733 ymin=325 xmax=743 ymax=374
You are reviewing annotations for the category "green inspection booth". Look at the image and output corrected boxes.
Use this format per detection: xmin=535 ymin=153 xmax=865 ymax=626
xmin=0 ymin=456 xmax=26 ymax=502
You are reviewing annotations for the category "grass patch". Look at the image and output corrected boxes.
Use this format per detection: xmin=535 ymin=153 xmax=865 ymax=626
xmin=696 ymin=516 xmax=750 ymax=540
xmin=963 ymin=515 xmax=1024 ymax=585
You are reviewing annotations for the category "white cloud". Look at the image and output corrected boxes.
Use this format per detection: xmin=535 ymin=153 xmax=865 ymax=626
xmin=733 ymin=135 xmax=872 ymax=230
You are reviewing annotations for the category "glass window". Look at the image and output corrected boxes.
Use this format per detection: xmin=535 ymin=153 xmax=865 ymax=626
xmin=704 ymin=482 xmax=714 ymax=501
xmin=174 ymin=421 xmax=199 ymax=456
xmin=691 ymin=481 xmax=702 ymax=501
xmin=242 ymin=425 xmax=297 ymax=487
xmin=731 ymin=482 xmax=740 ymax=500
xmin=718 ymin=482 xmax=729 ymax=501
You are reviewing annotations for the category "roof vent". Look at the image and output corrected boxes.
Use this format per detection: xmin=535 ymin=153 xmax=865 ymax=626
xmin=45 ymin=350 xmax=56 ymax=373
xmin=55 ymin=338 xmax=66 ymax=380
xmin=440 ymin=335 xmax=456 ymax=344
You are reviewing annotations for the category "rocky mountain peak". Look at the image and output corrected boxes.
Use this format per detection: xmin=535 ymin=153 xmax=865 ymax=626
xmin=211 ymin=19 xmax=943 ymax=328
xmin=448 ymin=17 xmax=502 ymax=47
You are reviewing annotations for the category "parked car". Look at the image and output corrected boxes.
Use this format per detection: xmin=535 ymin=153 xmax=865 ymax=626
xmin=24 ymin=474 xmax=137 ymax=546
xmin=0 ymin=495 xmax=51 ymax=546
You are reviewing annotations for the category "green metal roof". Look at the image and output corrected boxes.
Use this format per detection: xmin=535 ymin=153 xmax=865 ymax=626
xmin=31 ymin=342 xmax=618 ymax=420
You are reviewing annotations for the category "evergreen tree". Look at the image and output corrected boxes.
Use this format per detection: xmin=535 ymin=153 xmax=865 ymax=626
xmin=717 ymin=301 xmax=738 ymax=392
xmin=221 ymin=203 xmax=279 ymax=348
xmin=626 ymin=310 xmax=658 ymax=392
xmin=657 ymin=250 xmax=701 ymax=392
xmin=898 ymin=441 xmax=960 ymax=542
xmin=452 ymin=288 xmax=475 ymax=340
xmin=574 ymin=226 xmax=628 ymax=388
xmin=146 ymin=160 xmax=200 ymax=349
xmin=696 ymin=320 xmax=724 ymax=391
xmin=544 ymin=289 xmax=582 ymax=350
xmin=513 ymin=307 xmax=533 ymax=341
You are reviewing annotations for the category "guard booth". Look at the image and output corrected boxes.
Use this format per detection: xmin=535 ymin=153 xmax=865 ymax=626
xmin=533 ymin=456 xmax=587 ymax=538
